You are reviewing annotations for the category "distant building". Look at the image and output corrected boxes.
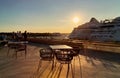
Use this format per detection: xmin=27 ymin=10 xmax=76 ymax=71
xmin=69 ymin=17 xmax=120 ymax=42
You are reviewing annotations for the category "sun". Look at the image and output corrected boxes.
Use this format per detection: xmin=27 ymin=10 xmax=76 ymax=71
xmin=73 ymin=17 xmax=79 ymax=23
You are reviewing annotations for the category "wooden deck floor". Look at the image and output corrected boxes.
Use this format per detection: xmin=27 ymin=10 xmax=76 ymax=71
xmin=0 ymin=43 xmax=120 ymax=78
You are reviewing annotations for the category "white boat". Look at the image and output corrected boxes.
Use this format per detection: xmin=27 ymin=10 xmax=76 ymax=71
xmin=69 ymin=17 xmax=120 ymax=42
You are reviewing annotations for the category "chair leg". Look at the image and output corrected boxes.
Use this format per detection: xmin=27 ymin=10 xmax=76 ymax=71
xmin=25 ymin=45 xmax=27 ymax=58
xmin=7 ymin=48 xmax=10 ymax=56
xmin=51 ymin=60 xmax=54 ymax=70
xmin=73 ymin=57 xmax=76 ymax=77
xmin=66 ymin=63 xmax=70 ymax=78
xmin=15 ymin=51 xmax=17 ymax=59
xmin=78 ymin=55 xmax=82 ymax=78
xmin=71 ymin=63 xmax=74 ymax=78
xmin=25 ymin=49 xmax=27 ymax=58
xmin=57 ymin=64 xmax=63 ymax=78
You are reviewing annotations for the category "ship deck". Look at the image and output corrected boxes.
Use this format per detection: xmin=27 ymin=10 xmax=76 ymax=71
xmin=0 ymin=43 xmax=120 ymax=78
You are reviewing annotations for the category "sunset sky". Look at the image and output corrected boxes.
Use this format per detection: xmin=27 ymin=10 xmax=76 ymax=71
xmin=0 ymin=0 xmax=120 ymax=33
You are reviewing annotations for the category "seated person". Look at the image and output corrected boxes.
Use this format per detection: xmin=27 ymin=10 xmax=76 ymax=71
xmin=0 ymin=35 xmax=4 ymax=40
xmin=0 ymin=35 xmax=8 ymax=47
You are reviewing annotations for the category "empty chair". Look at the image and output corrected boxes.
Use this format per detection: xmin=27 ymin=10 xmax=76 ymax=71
xmin=40 ymin=48 xmax=54 ymax=60
xmin=55 ymin=50 xmax=74 ymax=78
xmin=38 ymin=48 xmax=54 ymax=70
xmin=7 ymin=43 xmax=27 ymax=58
xmin=55 ymin=50 xmax=73 ymax=64
xmin=70 ymin=46 xmax=83 ymax=78
xmin=15 ymin=44 xmax=27 ymax=58
xmin=72 ymin=46 xmax=80 ymax=56
xmin=68 ymin=43 xmax=84 ymax=56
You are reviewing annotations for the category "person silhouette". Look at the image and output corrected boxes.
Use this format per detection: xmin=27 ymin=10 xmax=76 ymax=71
xmin=23 ymin=30 xmax=27 ymax=41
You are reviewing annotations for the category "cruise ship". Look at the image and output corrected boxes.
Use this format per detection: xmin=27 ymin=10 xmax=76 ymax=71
xmin=69 ymin=17 xmax=120 ymax=42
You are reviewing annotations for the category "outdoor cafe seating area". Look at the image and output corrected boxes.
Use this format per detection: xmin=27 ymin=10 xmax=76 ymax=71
xmin=0 ymin=41 xmax=83 ymax=78
xmin=30 ymin=44 xmax=83 ymax=78
xmin=0 ymin=35 xmax=82 ymax=77
xmin=0 ymin=40 xmax=120 ymax=78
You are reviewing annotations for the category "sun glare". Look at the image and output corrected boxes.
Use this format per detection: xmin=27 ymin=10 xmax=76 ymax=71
xmin=73 ymin=17 xmax=79 ymax=23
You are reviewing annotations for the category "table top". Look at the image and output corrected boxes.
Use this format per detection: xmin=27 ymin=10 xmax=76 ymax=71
xmin=50 ymin=45 xmax=72 ymax=50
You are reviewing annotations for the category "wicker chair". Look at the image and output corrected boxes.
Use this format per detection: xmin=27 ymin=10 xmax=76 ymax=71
xmin=55 ymin=50 xmax=73 ymax=64
xmin=55 ymin=50 xmax=74 ymax=78
xmin=38 ymin=48 xmax=54 ymax=70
